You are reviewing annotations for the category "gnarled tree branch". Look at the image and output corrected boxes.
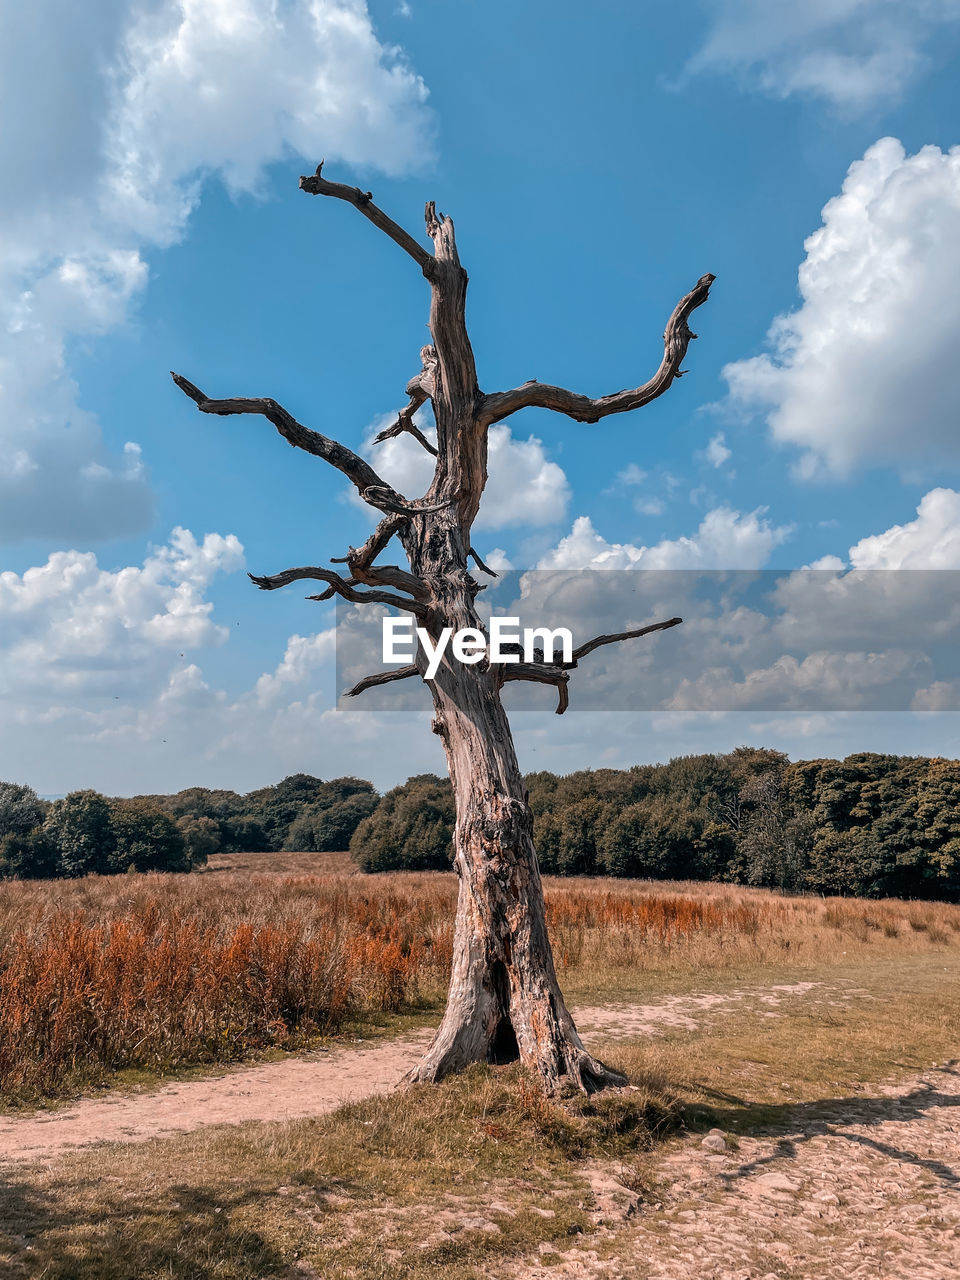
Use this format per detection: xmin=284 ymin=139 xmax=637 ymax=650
xmin=373 ymin=346 xmax=439 ymax=456
xmin=299 ymin=162 xmax=434 ymax=275
xmin=249 ymin=567 xmax=427 ymax=616
xmin=468 ymin=547 xmax=498 ymax=577
xmin=310 ymin=575 xmax=357 ymax=602
xmin=496 ymin=616 xmax=682 ymax=714
xmin=329 ymin=513 xmax=426 ymax=599
xmin=479 ymin=274 xmax=715 ymax=427
xmin=344 ymin=664 xmax=419 ymax=699
xmin=171 ymin=374 xmax=450 ymax=520
xmin=569 ymin=616 xmax=682 ymax=663
xmin=373 ymin=401 xmax=438 ymax=457
xmin=171 ymin=372 xmax=399 ymax=504
xmin=499 ymin=663 xmax=570 ymax=715
xmin=330 ymin=514 xmax=405 ymax=566
xmin=408 ymin=344 xmax=438 ymax=399
xmin=360 ymin=485 xmax=451 ymax=516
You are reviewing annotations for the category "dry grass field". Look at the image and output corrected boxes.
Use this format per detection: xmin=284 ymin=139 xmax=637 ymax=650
xmin=2 ymin=857 xmax=959 ymax=1102
xmin=1 ymin=857 xmax=958 ymax=1278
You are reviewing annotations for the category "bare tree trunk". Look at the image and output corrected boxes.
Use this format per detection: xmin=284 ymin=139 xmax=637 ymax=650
xmin=173 ymin=163 xmax=712 ymax=1094
xmin=414 ymin=658 xmax=624 ymax=1090
xmin=398 ymin=519 xmax=623 ymax=1089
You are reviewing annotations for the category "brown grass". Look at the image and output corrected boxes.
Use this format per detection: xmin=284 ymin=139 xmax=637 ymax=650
xmin=0 ymin=874 xmax=446 ymax=1099
xmin=1 ymin=860 xmax=958 ymax=1101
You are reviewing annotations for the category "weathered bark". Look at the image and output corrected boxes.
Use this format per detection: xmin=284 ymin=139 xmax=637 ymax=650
xmin=410 ymin=637 xmax=626 ymax=1091
xmin=173 ymin=164 xmax=713 ymax=1094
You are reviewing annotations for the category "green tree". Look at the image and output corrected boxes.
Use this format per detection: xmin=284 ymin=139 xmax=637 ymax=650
xmin=350 ymin=775 xmax=454 ymax=871
xmin=0 ymin=829 xmax=58 ymax=880
xmin=285 ymin=791 xmax=378 ymax=852
xmin=550 ymin=796 xmax=610 ymax=876
xmin=223 ymin=815 xmax=268 ymax=852
xmin=910 ymin=758 xmax=960 ymax=897
xmin=600 ymin=795 xmax=704 ymax=879
xmin=241 ymin=774 xmax=327 ymax=849
xmin=722 ymin=757 xmax=797 ymax=888
xmin=110 ymin=799 xmax=190 ymax=872
xmin=43 ymin=790 xmax=115 ymax=877
xmin=134 ymin=785 xmax=248 ymax=851
xmin=781 ymin=754 xmax=923 ymax=897
xmin=176 ymin=814 xmax=222 ymax=864
xmin=0 ymin=781 xmax=47 ymax=840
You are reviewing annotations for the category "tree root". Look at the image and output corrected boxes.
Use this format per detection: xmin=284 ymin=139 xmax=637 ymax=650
xmin=401 ymin=1025 xmax=626 ymax=1096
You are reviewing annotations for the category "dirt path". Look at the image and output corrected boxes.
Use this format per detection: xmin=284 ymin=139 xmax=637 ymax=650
xmin=575 ymin=980 xmax=863 ymax=1040
xmin=0 ymin=1032 xmax=433 ymax=1164
xmin=3 ymin=984 xmax=956 ymax=1276
xmin=0 ymin=982 xmax=867 ymax=1166
xmin=510 ymin=1062 xmax=960 ymax=1280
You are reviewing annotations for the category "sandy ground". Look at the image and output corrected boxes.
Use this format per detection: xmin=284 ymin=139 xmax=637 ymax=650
xmin=508 ymin=1061 xmax=960 ymax=1280
xmin=0 ymin=982 xmax=866 ymax=1165
xmin=2 ymin=985 xmax=957 ymax=1277
xmin=0 ymin=1032 xmax=433 ymax=1164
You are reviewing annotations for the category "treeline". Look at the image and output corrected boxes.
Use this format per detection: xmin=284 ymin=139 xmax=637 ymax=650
xmin=0 ymin=789 xmax=190 ymax=880
xmin=0 ymin=774 xmax=377 ymax=880
xmin=350 ymin=750 xmax=960 ymax=900
xmin=135 ymin=774 xmax=377 ymax=862
xmin=4 ymin=751 xmax=960 ymax=898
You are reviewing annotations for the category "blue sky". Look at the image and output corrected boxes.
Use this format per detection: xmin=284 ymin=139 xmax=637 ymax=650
xmin=2 ymin=0 xmax=960 ymax=795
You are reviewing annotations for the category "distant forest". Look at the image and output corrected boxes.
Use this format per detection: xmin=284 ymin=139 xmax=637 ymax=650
xmin=2 ymin=749 xmax=959 ymax=900
xmin=0 ymin=775 xmax=377 ymax=881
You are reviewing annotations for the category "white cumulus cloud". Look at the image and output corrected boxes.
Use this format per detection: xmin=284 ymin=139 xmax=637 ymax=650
xmin=537 ymin=508 xmax=792 ymax=570
xmin=686 ymin=1 xmax=960 ymax=109
xmin=847 ymin=488 xmax=960 ymax=568
xmin=0 ymin=0 xmax=432 ymax=543
xmin=254 ymin=630 xmax=339 ymax=705
xmin=722 ymin=138 xmax=960 ymax=478
xmin=0 ymin=527 xmax=244 ymax=700
xmin=361 ymin=418 xmax=570 ymax=530
xmin=701 ymin=432 xmax=732 ymax=469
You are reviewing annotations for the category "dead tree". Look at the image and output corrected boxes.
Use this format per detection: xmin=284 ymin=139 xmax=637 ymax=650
xmin=172 ymin=165 xmax=713 ymax=1093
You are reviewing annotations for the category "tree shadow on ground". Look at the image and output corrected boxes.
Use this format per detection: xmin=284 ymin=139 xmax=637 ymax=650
xmin=687 ymin=1060 xmax=960 ymax=1193
xmin=3 ymin=1063 xmax=959 ymax=1276
xmin=0 ymin=1169 xmax=314 ymax=1279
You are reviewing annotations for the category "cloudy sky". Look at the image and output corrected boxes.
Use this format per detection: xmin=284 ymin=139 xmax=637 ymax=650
xmin=2 ymin=0 xmax=960 ymax=796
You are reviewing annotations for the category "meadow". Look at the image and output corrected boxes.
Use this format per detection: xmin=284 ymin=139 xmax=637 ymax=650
xmin=2 ymin=856 xmax=960 ymax=1277
xmin=2 ymin=851 xmax=958 ymax=1102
